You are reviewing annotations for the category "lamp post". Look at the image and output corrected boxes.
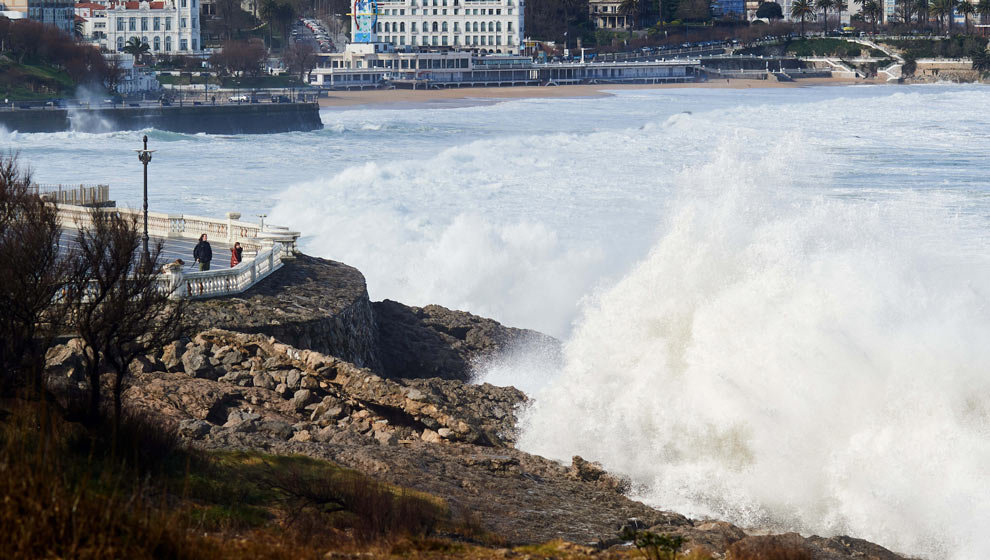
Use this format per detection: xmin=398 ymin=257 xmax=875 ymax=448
xmin=135 ymin=135 xmax=155 ymax=270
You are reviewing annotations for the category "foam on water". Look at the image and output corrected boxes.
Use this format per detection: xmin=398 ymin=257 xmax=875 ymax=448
xmin=511 ymin=138 xmax=990 ymax=559
xmin=7 ymin=85 xmax=990 ymax=557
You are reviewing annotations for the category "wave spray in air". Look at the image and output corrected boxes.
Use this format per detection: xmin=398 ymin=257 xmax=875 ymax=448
xmin=514 ymin=143 xmax=990 ymax=560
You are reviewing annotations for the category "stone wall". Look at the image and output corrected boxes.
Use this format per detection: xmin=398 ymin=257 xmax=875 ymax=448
xmin=0 ymin=102 xmax=322 ymax=134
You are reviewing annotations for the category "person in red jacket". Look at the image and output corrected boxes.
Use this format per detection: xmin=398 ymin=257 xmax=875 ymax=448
xmin=230 ymin=241 xmax=243 ymax=267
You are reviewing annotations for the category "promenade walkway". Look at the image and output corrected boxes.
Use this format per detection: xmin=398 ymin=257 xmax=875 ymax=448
xmin=56 ymin=203 xmax=299 ymax=299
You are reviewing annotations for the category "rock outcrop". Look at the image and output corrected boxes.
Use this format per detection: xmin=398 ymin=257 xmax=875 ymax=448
xmin=373 ymin=299 xmax=561 ymax=381
xmin=182 ymin=255 xmax=381 ymax=371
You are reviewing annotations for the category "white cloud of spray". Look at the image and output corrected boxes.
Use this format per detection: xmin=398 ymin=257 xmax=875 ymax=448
xmin=514 ymin=139 xmax=990 ymax=560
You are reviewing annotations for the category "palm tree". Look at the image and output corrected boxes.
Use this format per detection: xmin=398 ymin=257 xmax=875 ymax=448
xmin=816 ymin=0 xmax=835 ymax=33
xmin=121 ymin=36 xmax=150 ymax=60
xmin=915 ymin=0 xmax=930 ymax=27
xmin=861 ymin=0 xmax=882 ymax=32
xmin=260 ymin=0 xmax=278 ymax=47
xmin=834 ymin=0 xmax=848 ymax=27
xmin=956 ymin=0 xmax=974 ymax=32
xmin=978 ymin=0 xmax=990 ymax=34
xmin=971 ymin=45 xmax=990 ymax=75
xmin=619 ymin=0 xmax=643 ymax=29
xmin=930 ymin=0 xmax=955 ymax=32
xmin=791 ymin=0 xmax=814 ymax=34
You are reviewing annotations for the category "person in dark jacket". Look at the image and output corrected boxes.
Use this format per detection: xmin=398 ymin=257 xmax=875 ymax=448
xmin=230 ymin=242 xmax=243 ymax=268
xmin=193 ymin=234 xmax=212 ymax=271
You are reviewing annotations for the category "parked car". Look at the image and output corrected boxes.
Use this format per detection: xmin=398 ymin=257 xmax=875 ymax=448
xmin=272 ymin=95 xmax=291 ymax=103
xmin=228 ymin=94 xmax=248 ymax=102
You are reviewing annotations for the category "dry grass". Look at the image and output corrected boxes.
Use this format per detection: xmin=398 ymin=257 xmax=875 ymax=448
xmin=0 ymin=399 xmax=460 ymax=559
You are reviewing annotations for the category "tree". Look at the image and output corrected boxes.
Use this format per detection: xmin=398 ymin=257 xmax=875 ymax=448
xmin=972 ymin=46 xmax=990 ymax=75
xmin=834 ymin=0 xmax=847 ymax=26
xmin=930 ymin=0 xmax=956 ymax=32
xmin=102 ymin=55 xmax=126 ymax=93
xmin=756 ymin=1 xmax=785 ymax=18
xmin=957 ymin=0 xmax=974 ymax=32
xmin=619 ymin=0 xmax=644 ymax=28
xmin=66 ymin=209 xmax=184 ymax=429
xmin=209 ymin=39 xmax=267 ymax=76
xmin=859 ymin=0 xmax=882 ymax=33
xmin=978 ymin=0 xmax=990 ymax=31
xmin=283 ymin=41 xmax=317 ymax=81
xmin=791 ymin=0 xmax=814 ymax=34
xmin=0 ymin=153 xmax=69 ymax=398
xmin=259 ymin=0 xmax=278 ymax=47
xmin=121 ymin=36 xmax=150 ymax=60
xmin=816 ymin=0 xmax=835 ymax=33
xmin=915 ymin=0 xmax=930 ymax=27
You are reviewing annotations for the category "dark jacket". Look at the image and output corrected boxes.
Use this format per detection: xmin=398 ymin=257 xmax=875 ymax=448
xmin=193 ymin=240 xmax=212 ymax=263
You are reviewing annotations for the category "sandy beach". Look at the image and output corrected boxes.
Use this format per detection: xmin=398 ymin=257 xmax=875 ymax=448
xmin=318 ymin=77 xmax=886 ymax=110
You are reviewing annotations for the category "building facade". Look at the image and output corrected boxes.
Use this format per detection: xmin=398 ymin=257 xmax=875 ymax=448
xmin=587 ymin=0 xmax=629 ymax=30
xmin=100 ymin=0 xmax=201 ymax=53
xmin=4 ymin=0 xmax=75 ymax=34
xmin=368 ymin=0 xmax=525 ymax=55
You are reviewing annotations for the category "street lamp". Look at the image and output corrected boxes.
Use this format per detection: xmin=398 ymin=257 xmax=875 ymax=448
xmin=135 ymin=135 xmax=155 ymax=270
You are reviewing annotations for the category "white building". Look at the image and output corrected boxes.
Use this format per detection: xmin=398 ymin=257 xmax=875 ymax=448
xmin=371 ymin=0 xmax=525 ymax=55
xmin=100 ymin=0 xmax=201 ymax=54
xmin=75 ymin=2 xmax=107 ymax=41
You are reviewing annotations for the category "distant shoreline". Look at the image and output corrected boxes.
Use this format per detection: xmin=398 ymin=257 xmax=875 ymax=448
xmin=318 ymin=77 xmax=889 ymax=110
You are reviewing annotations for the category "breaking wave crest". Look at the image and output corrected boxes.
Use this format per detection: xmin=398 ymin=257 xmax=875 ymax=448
xmin=514 ymin=141 xmax=990 ymax=559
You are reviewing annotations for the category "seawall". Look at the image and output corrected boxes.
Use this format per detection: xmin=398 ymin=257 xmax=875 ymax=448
xmin=0 ymin=102 xmax=322 ymax=134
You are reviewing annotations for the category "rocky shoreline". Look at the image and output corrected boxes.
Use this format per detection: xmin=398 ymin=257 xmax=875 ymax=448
xmin=46 ymin=254 xmax=912 ymax=559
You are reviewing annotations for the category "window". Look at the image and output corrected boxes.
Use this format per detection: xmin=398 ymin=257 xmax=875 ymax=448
xmin=180 ymin=38 xmax=187 ymax=50
xmin=141 ymin=35 xmax=148 ymax=45
xmin=117 ymin=18 xmax=124 ymax=31
xmin=507 ymin=21 xmax=512 ymax=30
xmin=411 ymin=21 xmax=416 ymax=31
xmin=400 ymin=21 xmax=405 ymax=31
xmin=180 ymin=17 xmax=186 ymax=27
xmin=432 ymin=21 xmax=437 ymax=31
xmin=165 ymin=36 xmax=172 ymax=50
xmin=128 ymin=17 xmax=135 ymax=31
xmin=473 ymin=21 xmax=478 ymax=31
xmin=154 ymin=36 xmax=160 ymax=50
xmin=441 ymin=35 xmax=447 ymax=45
xmin=453 ymin=35 xmax=459 ymax=44
xmin=496 ymin=21 xmax=501 ymax=31
xmin=192 ymin=0 xmax=196 ymax=6
xmin=384 ymin=22 xmax=389 ymax=31
xmin=479 ymin=21 xmax=485 ymax=31
xmin=453 ymin=21 xmax=458 ymax=31
xmin=496 ymin=35 xmax=501 ymax=45
xmin=480 ymin=35 xmax=485 ymax=45
xmin=165 ymin=17 xmax=171 ymax=29
xmin=153 ymin=16 xmax=160 ymax=30
xmin=117 ymin=36 xmax=124 ymax=49
xmin=441 ymin=21 xmax=447 ymax=30
xmin=192 ymin=38 xmax=197 ymax=50
xmin=141 ymin=16 xmax=147 ymax=30
xmin=431 ymin=35 xmax=437 ymax=45
xmin=181 ymin=0 xmax=186 ymax=6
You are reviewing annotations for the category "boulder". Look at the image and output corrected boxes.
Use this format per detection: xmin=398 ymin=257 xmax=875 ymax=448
xmin=182 ymin=346 xmax=216 ymax=380
xmin=252 ymin=371 xmax=275 ymax=390
xmin=161 ymin=340 xmax=187 ymax=372
xmin=177 ymin=418 xmax=212 ymax=439
xmin=290 ymin=389 xmax=315 ymax=411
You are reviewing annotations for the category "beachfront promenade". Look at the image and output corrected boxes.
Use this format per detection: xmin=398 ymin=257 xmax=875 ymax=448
xmin=56 ymin=203 xmax=300 ymax=300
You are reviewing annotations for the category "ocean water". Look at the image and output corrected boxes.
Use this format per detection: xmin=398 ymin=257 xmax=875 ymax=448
xmin=7 ymin=84 xmax=990 ymax=558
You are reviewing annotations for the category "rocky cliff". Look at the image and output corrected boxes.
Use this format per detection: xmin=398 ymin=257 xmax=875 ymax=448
xmin=44 ymin=255 xmax=911 ymax=558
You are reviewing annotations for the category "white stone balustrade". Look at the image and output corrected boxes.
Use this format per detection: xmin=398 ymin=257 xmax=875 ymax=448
xmin=57 ymin=204 xmax=300 ymax=301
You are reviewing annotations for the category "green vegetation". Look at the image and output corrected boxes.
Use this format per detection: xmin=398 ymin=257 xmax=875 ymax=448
xmin=157 ymin=74 xmax=221 ymax=86
xmin=883 ymin=36 xmax=989 ymax=59
xmin=785 ymin=38 xmax=867 ymax=57
xmin=0 ymin=58 xmax=76 ymax=100
xmin=620 ymin=528 xmax=686 ymax=560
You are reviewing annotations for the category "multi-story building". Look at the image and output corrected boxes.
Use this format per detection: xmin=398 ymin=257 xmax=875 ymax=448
xmin=588 ymin=0 xmax=630 ymax=30
xmin=370 ymin=0 xmax=525 ymax=55
xmin=75 ymin=2 xmax=107 ymax=41
xmin=102 ymin=0 xmax=201 ymax=54
xmin=711 ymin=0 xmax=744 ymax=17
xmin=4 ymin=0 xmax=75 ymax=34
